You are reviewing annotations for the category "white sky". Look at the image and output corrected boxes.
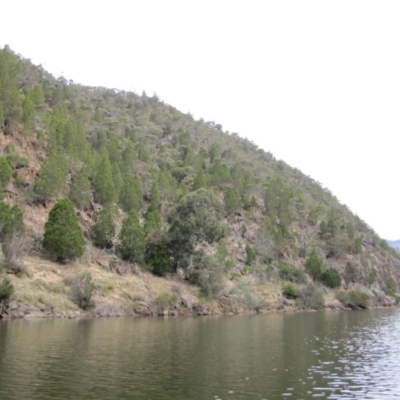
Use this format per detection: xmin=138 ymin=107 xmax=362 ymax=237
xmin=1 ymin=1 xmax=399 ymax=239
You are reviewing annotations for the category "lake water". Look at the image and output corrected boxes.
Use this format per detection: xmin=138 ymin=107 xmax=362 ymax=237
xmin=1 ymin=309 xmax=400 ymax=399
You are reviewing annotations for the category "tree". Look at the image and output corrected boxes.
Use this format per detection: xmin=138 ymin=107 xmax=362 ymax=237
xmin=0 ymin=157 xmax=12 ymax=194
xmin=167 ymin=188 xmax=226 ymax=269
xmin=33 ymin=150 xmax=68 ymax=200
xmin=144 ymin=201 xmax=162 ymax=236
xmin=119 ymin=173 xmax=142 ymax=212
xmin=305 ymin=248 xmax=324 ymax=281
xmin=224 ymin=187 xmax=241 ymax=215
xmin=0 ymin=276 xmax=14 ymax=314
xmin=93 ymin=155 xmax=116 ymax=207
xmin=117 ymin=210 xmax=145 ymax=263
xmin=92 ymin=209 xmax=115 ymax=249
xmin=192 ymin=169 xmax=207 ymax=191
xmin=69 ymin=168 xmax=92 ymax=210
xmin=42 ymin=198 xmax=85 ymax=262
xmin=0 ymin=202 xmax=24 ymax=242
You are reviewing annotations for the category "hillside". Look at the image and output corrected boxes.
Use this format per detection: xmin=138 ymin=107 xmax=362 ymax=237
xmin=0 ymin=45 xmax=399 ymax=319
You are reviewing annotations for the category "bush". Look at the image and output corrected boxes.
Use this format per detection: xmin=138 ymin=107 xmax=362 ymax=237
xmin=245 ymin=244 xmax=256 ymax=266
xmin=336 ymin=290 xmax=369 ymax=309
xmin=42 ymin=198 xmax=85 ymax=262
xmin=282 ymin=283 xmax=300 ymax=299
xmin=70 ymin=271 xmax=95 ymax=310
xmin=320 ymin=268 xmax=342 ymax=288
xmin=297 ymin=284 xmax=324 ymax=310
xmin=155 ymin=291 xmax=178 ymax=312
xmin=188 ymin=250 xmax=224 ymax=298
xmin=0 ymin=276 xmax=14 ymax=313
xmin=145 ymin=232 xmax=174 ymax=276
xmin=278 ymin=263 xmax=307 ymax=283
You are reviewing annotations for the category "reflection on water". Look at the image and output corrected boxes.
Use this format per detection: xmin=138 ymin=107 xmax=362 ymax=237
xmin=0 ymin=309 xmax=400 ymax=399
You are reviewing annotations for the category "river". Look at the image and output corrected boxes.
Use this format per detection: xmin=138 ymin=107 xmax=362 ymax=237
xmin=1 ymin=309 xmax=400 ymax=399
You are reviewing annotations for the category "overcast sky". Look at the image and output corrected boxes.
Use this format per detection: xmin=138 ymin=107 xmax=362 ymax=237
xmin=1 ymin=1 xmax=399 ymax=239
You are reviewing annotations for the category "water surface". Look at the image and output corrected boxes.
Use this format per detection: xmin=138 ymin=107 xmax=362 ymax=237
xmin=1 ymin=309 xmax=400 ymax=399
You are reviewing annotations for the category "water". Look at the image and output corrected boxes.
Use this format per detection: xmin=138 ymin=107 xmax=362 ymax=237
xmin=1 ymin=309 xmax=400 ymax=399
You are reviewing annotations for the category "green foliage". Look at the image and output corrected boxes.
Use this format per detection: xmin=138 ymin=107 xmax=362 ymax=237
xmin=192 ymin=169 xmax=207 ymax=191
xmin=282 ymin=283 xmax=300 ymax=299
xmin=0 ymin=202 xmax=25 ymax=242
xmin=208 ymin=158 xmax=230 ymax=187
xmin=92 ymin=209 xmax=115 ymax=249
xmin=150 ymin=181 xmax=161 ymax=208
xmin=93 ymin=155 xmax=116 ymax=207
xmin=278 ymin=263 xmax=306 ymax=283
xmin=0 ymin=157 xmax=12 ymax=193
xmin=245 ymin=244 xmax=256 ymax=266
xmin=70 ymin=271 xmax=95 ymax=310
xmin=384 ymin=277 xmax=397 ymax=296
xmin=144 ymin=201 xmax=162 ymax=236
xmin=118 ymin=210 xmax=145 ymax=263
xmin=168 ymin=188 xmax=226 ymax=259
xmin=320 ymin=268 xmax=342 ymax=288
xmin=155 ymin=291 xmax=178 ymax=311
xmin=264 ymin=177 xmax=293 ymax=238
xmin=119 ymin=173 xmax=142 ymax=212
xmin=0 ymin=276 xmax=14 ymax=313
xmin=42 ymin=198 xmax=85 ymax=262
xmin=69 ymin=168 xmax=92 ymax=209
xmin=33 ymin=150 xmax=68 ymax=200
xmin=336 ymin=290 xmax=369 ymax=309
xmin=224 ymin=187 xmax=242 ymax=215
xmin=305 ymin=248 xmax=324 ymax=281
xmin=188 ymin=250 xmax=224 ymax=298
xmin=145 ymin=231 xmax=174 ymax=276
xmin=297 ymin=284 xmax=324 ymax=310
xmin=344 ymin=262 xmax=357 ymax=284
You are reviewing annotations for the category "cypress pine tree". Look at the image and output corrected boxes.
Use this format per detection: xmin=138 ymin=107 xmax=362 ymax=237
xmin=69 ymin=168 xmax=92 ymax=209
xmin=119 ymin=173 xmax=142 ymax=212
xmin=93 ymin=155 xmax=116 ymax=207
xmin=118 ymin=210 xmax=145 ymax=263
xmin=144 ymin=201 xmax=162 ymax=236
xmin=42 ymin=198 xmax=85 ymax=262
xmin=192 ymin=169 xmax=207 ymax=191
xmin=92 ymin=209 xmax=115 ymax=249
xmin=0 ymin=157 xmax=12 ymax=196
xmin=33 ymin=150 xmax=68 ymax=200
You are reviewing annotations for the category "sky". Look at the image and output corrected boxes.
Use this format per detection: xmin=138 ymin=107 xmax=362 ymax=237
xmin=1 ymin=1 xmax=399 ymax=239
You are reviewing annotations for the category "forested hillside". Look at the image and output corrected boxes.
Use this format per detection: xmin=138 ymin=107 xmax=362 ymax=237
xmin=1 ymin=45 xmax=399 ymax=318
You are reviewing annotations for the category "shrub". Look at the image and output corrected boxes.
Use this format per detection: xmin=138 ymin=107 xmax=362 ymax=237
xmin=384 ymin=277 xmax=397 ymax=296
xmin=278 ymin=263 xmax=307 ymax=283
xmin=297 ymin=284 xmax=324 ymax=310
xmin=188 ymin=250 xmax=224 ymax=298
xmin=336 ymin=290 xmax=369 ymax=309
xmin=70 ymin=271 xmax=95 ymax=310
xmin=155 ymin=291 xmax=178 ymax=312
xmin=320 ymin=268 xmax=342 ymax=288
xmin=0 ymin=276 xmax=14 ymax=313
xmin=282 ymin=283 xmax=300 ymax=299
xmin=245 ymin=244 xmax=256 ymax=266
xmin=42 ymin=198 xmax=85 ymax=262
xmin=145 ymin=232 xmax=174 ymax=276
